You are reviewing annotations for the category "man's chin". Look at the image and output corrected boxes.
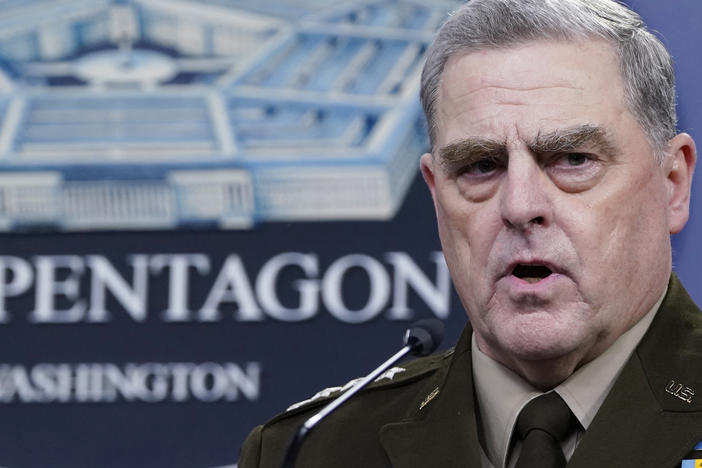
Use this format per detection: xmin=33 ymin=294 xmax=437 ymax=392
xmin=495 ymin=327 xmax=584 ymax=363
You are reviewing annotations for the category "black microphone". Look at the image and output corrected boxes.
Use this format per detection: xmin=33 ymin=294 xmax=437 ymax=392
xmin=404 ymin=318 xmax=444 ymax=356
xmin=280 ymin=319 xmax=444 ymax=468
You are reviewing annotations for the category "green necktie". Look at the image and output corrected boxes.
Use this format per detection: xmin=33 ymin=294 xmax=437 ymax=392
xmin=514 ymin=392 xmax=576 ymax=468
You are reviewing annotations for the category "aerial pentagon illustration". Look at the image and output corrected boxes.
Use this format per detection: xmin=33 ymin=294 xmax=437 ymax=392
xmin=0 ymin=0 xmax=458 ymax=231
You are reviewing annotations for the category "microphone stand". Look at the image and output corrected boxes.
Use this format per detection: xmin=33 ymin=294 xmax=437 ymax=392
xmin=280 ymin=321 xmax=442 ymax=468
xmin=281 ymin=346 xmax=412 ymax=468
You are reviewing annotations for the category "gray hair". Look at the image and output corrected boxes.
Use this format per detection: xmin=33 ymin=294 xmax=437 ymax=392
xmin=420 ymin=0 xmax=676 ymax=161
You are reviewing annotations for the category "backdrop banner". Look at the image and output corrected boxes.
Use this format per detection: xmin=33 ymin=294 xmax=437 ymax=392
xmin=0 ymin=1 xmax=698 ymax=467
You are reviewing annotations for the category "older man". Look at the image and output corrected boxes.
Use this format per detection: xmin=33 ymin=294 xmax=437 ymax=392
xmin=239 ymin=1 xmax=700 ymax=467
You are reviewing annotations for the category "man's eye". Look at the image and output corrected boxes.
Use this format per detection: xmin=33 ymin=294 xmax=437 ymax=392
xmin=563 ymin=153 xmax=589 ymax=166
xmin=466 ymin=158 xmax=498 ymax=174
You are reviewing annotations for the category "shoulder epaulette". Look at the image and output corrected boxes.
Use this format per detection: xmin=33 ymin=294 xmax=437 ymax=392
xmin=279 ymin=348 xmax=455 ymax=417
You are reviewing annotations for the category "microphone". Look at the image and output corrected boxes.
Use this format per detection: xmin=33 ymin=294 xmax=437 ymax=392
xmin=403 ymin=318 xmax=444 ymax=357
xmin=280 ymin=319 xmax=444 ymax=468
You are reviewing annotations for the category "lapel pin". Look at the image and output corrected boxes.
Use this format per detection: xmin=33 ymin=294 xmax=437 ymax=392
xmin=666 ymin=379 xmax=695 ymax=404
xmin=419 ymin=387 xmax=439 ymax=410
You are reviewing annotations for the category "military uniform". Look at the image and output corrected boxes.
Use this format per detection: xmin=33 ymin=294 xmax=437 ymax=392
xmin=239 ymin=275 xmax=702 ymax=467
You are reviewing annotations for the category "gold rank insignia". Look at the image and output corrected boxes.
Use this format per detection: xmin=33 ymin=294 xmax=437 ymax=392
xmin=419 ymin=387 xmax=439 ymax=410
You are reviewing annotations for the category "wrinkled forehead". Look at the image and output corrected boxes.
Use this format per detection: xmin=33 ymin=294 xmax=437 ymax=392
xmin=433 ymin=39 xmax=629 ymax=147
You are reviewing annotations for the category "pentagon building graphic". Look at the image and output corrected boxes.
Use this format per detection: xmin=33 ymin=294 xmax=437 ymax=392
xmin=0 ymin=0 xmax=457 ymax=231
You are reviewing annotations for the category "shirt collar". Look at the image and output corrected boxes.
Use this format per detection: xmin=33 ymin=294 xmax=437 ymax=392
xmin=472 ymin=288 xmax=666 ymax=468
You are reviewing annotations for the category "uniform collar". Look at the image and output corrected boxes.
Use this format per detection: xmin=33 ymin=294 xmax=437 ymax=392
xmin=567 ymin=273 xmax=702 ymax=468
xmin=472 ymin=288 xmax=665 ymax=468
xmin=379 ymin=325 xmax=483 ymax=468
xmin=379 ymin=275 xmax=702 ymax=468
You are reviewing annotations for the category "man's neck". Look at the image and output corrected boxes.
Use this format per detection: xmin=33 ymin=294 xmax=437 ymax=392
xmin=471 ymin=288 xmax=666 ymax=468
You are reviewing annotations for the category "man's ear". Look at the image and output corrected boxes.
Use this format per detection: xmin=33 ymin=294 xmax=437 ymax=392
xmin=665 ymin=132 xmax=697 ymax=234
xmin=420 ymin=153 xmax=437 ymax=197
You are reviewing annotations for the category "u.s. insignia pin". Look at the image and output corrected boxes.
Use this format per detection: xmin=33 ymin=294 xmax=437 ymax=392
xmin=666 ymin=379 xmax=695 ymax=404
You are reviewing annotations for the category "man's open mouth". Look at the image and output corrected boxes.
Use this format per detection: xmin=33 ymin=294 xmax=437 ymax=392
xmin=512 ymin=264 xmax=553 ymax=284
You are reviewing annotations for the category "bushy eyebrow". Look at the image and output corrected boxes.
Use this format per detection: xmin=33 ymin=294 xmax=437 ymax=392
xmin=437 ymin=138 xmax=506 ymax=174
xmin=435 ymin=124 xmax=618 ymax=173
xmin=530 ymin=125 xmax=618 ymax=159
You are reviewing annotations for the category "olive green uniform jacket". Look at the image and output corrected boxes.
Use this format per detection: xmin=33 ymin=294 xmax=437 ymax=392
xmin=239 ymin=275 xmax=702 ymax=467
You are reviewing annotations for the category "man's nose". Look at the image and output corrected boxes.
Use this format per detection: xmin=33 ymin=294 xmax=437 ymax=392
xmin=499 ymin=155 xmax=552 ymax=231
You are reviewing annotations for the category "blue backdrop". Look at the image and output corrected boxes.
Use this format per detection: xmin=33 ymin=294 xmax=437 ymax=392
xmin=0 ymin=1 xmax=698 ymax=467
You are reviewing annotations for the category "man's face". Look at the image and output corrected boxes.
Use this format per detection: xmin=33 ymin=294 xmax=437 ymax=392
xmin=421 ymin=40 xmax=694 ymax=386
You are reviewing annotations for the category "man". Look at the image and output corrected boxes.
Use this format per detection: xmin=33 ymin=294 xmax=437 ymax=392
xmin=239 ymin=0 xmax=700 ymax=466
